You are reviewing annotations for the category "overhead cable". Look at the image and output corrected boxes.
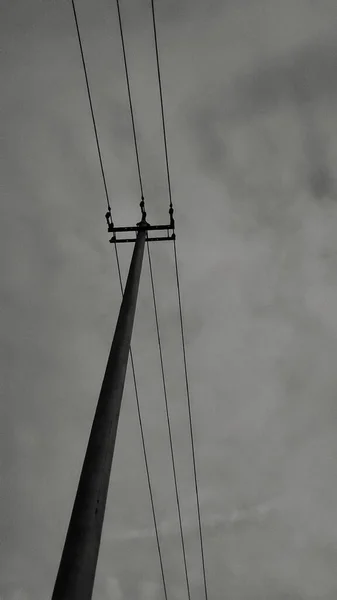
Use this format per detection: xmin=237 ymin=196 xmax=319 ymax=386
xmin=115 ymin=1 xmax=190 ymax=594
xmin=147 ymin=242 xmax=192 ymax=600
xmin=114 ymin=246 xmax=168 ymax=600
xmin=150 ymin=0 xmax=173 ymax=212
xmin=150 ymin=2 xmax=209 ymax=598
xmin=173 ymin=239 xmax=209 ymax=600
xmin=115 ymin=0 xmax=146 ymax=219
xmin=71 ymin=0 xmax=111 ymax=212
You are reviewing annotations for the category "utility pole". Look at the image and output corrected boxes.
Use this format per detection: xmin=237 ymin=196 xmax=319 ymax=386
xmin=52 ymin=214 xmax=174 ymax=600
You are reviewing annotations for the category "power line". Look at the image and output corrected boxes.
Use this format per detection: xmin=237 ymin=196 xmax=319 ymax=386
xmin=150 ymin=0 xmax=173 ymax=211
xmin=71 ymin=0 xmax=111 ymax=211
xmin=173 ymin=240 xmax=209 ymax=600
xmin=113 ymin=246 xmax=168 ymax=600
xmin=115 ymin=1 xmax=192 ymax=595
xmin=147 ymin=242 xmax=192 ymax=600
xmin=150 ymin=2 xmax=209 ymax=597
xmin=115 ymin=0 xmax=145 ymax=216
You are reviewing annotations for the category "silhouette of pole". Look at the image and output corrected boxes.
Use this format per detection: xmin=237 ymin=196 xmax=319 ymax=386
xmin=52 ymin=224 xmax=147 ymax=600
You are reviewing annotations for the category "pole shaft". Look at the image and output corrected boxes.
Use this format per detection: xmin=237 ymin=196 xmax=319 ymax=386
xmin=52 ymin=227 xmax=147 ymax=600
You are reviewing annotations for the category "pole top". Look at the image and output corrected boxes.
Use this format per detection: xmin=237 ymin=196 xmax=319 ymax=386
xmin=136 ymin=217 xmax=149 ymax=228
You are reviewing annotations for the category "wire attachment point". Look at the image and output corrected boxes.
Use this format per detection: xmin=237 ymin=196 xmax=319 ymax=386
xmin=140 ymin=196 xmax=147 ymax=222
xmin=169 ymin=205 xmax=175 ymax=229
xmin=106 ymin=209 xmax=114 ymax=231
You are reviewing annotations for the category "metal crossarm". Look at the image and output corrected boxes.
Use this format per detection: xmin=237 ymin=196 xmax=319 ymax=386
xmin=108 ymin=224 xmax=173 ymax=232
xmin=110 ymin=235 xmax=175 ymax=243
xmin=108 ymin=216 xmax=175 ymax=244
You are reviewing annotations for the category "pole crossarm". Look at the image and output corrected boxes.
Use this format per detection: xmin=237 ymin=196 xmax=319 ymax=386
xmin=111 ymin=235 xmax=175 ymax=243
xmin=106 ymin=214 xmax=176 ymax=244
xmin=109 ymin=224 xmax=173 ymax=232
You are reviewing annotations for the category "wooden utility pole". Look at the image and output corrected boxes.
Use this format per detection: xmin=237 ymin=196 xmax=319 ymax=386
xmin=52 ymin=214 xmax=174 ymax=600
xmin=52 ymin=224 xmax=146 ymax=600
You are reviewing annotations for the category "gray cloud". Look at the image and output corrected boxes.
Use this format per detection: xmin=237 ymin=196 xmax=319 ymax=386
xmin=3 ymin=1 xmax=337 ymax=599
xmin=187 ymin=34 xmax=337 ymax=216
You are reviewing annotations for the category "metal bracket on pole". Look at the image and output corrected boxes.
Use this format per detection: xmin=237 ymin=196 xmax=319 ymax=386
xmin=108 ymin=213 xmax=175 ymax=244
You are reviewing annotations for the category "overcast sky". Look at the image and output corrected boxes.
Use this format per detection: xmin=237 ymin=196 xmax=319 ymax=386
xmin=2 ymin=0 xmax=337 ymax=598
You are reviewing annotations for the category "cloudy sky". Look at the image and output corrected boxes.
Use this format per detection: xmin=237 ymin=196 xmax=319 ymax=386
xmin=2 ymin=0 xmax=337 ymax=598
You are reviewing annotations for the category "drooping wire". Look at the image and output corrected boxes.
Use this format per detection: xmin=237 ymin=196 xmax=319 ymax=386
xmin=147 ymin=242 xmax=192 ymax=600
xmin=71 ymin=0 xmax=111 ymax=212
xmin=150 ymin=2 xmax=209 ymax=598
xmin=149 ymin=0 xmax=173 ymax=213
xmin=115 ymin=0 xmax=146 ymax=219
xmin=70 ymin=1 xmax=167 ymax=594
xmin=113 ymin=245 xmax=168 ymax=600
xmin=173 ymin=240 xmax=209 ymax=600
xmin=115 ymin=1 xmax=191 ymax=593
